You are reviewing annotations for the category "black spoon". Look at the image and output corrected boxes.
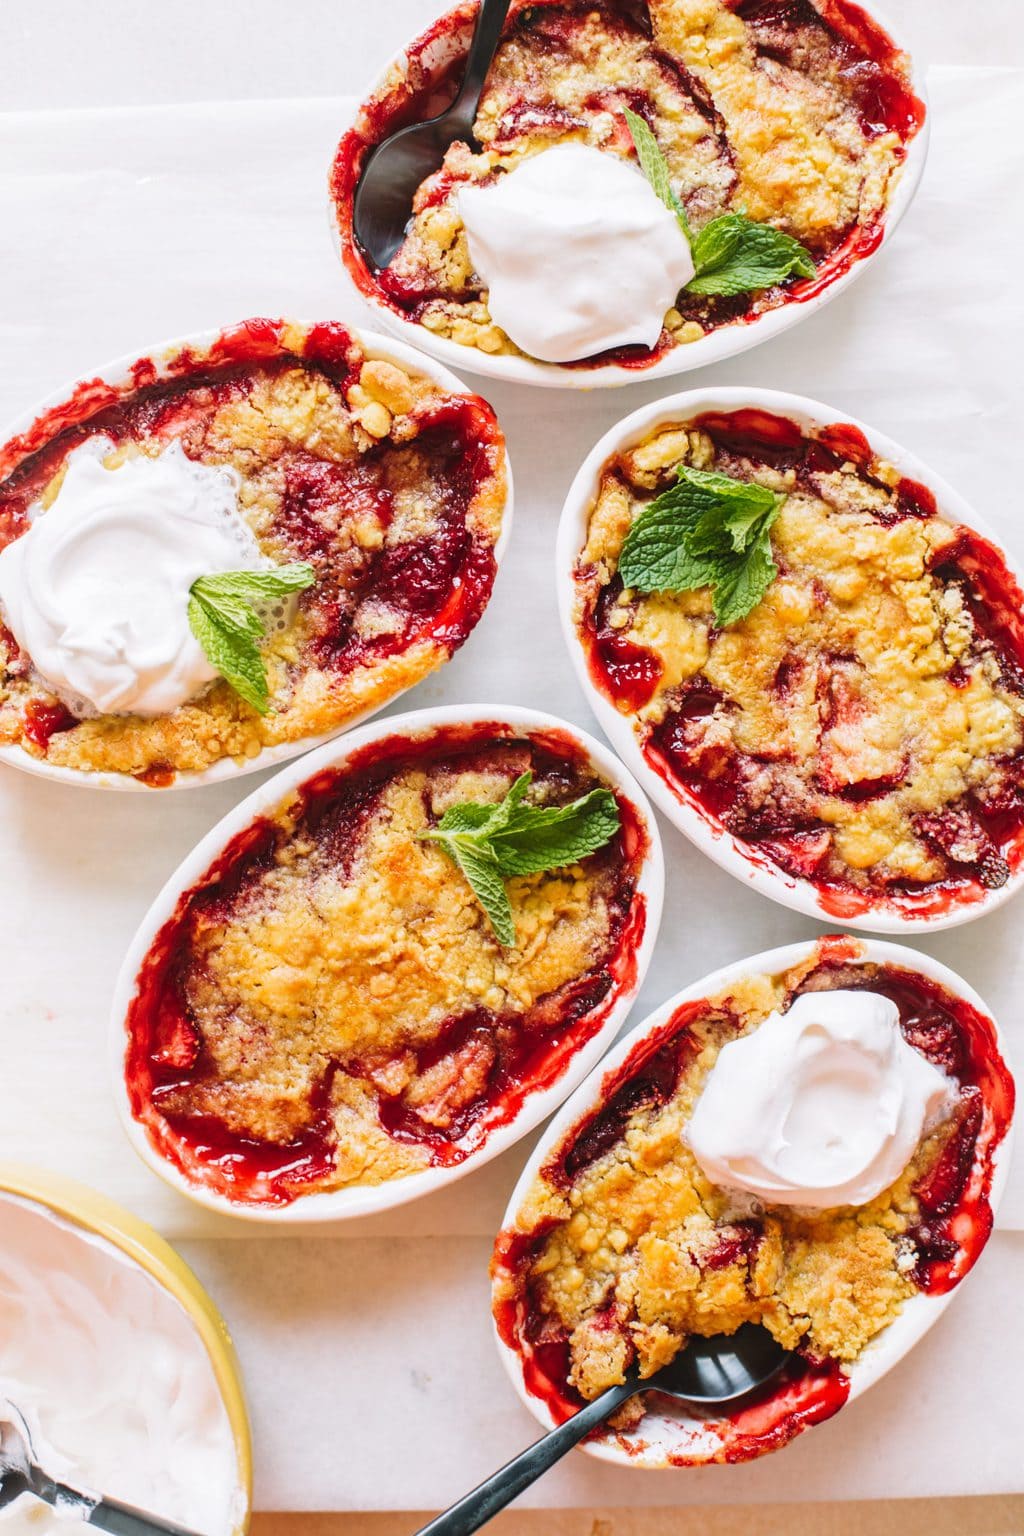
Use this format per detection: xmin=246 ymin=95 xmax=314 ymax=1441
xmin=353 ymin=0 xmax=513 ymax=269
xmin=415 ymin=1324 xmax=791 ymax=1535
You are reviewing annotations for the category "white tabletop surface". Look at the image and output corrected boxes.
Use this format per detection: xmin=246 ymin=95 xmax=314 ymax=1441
xmin=1 ymin=1 xmax=1022 ymax=1513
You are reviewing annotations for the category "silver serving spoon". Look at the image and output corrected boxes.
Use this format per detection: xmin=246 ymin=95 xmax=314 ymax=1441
xmin=415 ymin=1324 xmax=791 ymax=1534
xmin=353 ymin=0 xmax=513 ymax=269
xmin=0 ymin=1404 xmax=202 ymax=1536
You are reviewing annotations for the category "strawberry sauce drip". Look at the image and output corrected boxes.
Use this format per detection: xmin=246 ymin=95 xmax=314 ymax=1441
xmin=123 ymin=723 xmax=649 ymax=1206
xmin=582 ymin=577 xmax=663 ymax=712
xmin=21 ymin=699 xmax=76 ymax=750
xmin=492 ymin=951 xmax=1012 ymax=1461
xmin=580 ymin=407 xmax=1024 ymax=916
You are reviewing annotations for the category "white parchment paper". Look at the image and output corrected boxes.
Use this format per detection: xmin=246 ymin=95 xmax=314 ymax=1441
xmin=0 ymin=64 xmax=1021 ymax=1506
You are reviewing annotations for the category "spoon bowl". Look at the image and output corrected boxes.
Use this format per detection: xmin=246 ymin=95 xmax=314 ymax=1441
xmin=645 ymin=1323 xmax=790 ymax=1405
xmin=353 ymin=0 xmax=511 ymax=268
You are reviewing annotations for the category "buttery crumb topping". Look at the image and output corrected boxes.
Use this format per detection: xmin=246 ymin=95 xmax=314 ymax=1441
xmin=493 ymin=954 xmax=968 ymax=1419
xmin=573 ymin=416 xmax=1024 ymax=897
xmin=133 ymin=736 xmax=643 ymax=1199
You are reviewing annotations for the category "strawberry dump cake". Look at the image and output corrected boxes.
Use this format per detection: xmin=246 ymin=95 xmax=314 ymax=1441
xmin=492 ymin=937 xmax=1014 ymax=1463
xmin=121 ymin=722 xmax=651 ymax=1207
xmin=0 ymin=320 xmax=507 ymax=783
xmin=571 ymin=404 xmax=1024 ymax=919
xmin=332 ymin=0 xmax=924 ymax=369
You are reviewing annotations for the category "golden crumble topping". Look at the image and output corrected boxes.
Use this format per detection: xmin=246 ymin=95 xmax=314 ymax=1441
xmin=573 ymin=412 xmax=1024 ymax=899
xmin=337 ymin=0 xmax=922 ymax=365
xmin=127 ymin=732 xmax=646 ymax=1203
xmin=0 ymin=321 xmax=507 ymax=781
xmin=493 ymin=950 xmax=975 ymax=1416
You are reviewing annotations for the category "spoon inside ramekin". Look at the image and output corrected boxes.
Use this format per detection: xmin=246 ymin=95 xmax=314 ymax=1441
xmin=353 ymin=0 xmax=512 ymax=267
xmin=414 ymin=1325 xmax=790 ymax=1534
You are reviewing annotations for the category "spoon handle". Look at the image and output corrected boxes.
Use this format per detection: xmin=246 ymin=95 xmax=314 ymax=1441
xmin=414 ymin=1379 xmax=637 ymax=1536
xmin=35 ymin=1473 xmax=201 ymax=1536
xmin=451 ymin=0 xmax=514 ymax=121
xmin=82 ymin=1494 xmax=204 ymax=1536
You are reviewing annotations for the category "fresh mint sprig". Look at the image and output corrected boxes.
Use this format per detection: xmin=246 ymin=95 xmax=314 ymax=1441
xmin=623 ymin=107 xmax=692 ymax=238
xmin=617 ymin=465 xmax=785 ymax=627
xmin=624 ymin=109 xmax=816 ymax=297
xmin=418 ymin=770 xmax=621 ymax=945
xmin=187 ymin=563 xmax=315 ymax=714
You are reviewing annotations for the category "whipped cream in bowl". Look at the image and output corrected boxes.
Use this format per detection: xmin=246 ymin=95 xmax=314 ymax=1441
xmin=458 ymin=144 xmax=694 ymax=364
xmin=686 ymin=989 xmax=955 ymax=1210
xmin=0 ymin=1168 xmax=250 ymax=1535
xmin=0 ymin=439 xmax=262 ymax=719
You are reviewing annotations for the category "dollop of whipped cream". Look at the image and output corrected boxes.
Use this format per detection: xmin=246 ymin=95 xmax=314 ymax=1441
xmin=685 ymin=990 xmax=955 ymax=1209
xmin=0 ymin=1193 xmax=242 ymax=1536
xmin=0 ymin=438 xmax=262 ymax=717
xmin=458 ymin=143 xmax=695 ymax=363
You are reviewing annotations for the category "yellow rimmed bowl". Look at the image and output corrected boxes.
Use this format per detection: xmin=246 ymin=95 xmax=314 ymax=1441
xmin=0 ymin=1162 xmax=252 ymax=1532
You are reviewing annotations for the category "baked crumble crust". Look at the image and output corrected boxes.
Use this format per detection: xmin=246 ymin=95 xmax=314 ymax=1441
xmin=573 ymin=416 xmax=1024 ymax=894
xmin=338 ymin=0 xmax=922 ymax=365
xmin=128 ymin=733 xmax=646 ymax=1200
xmin=493 ymin=954 xmax=961 ymax=1408
xmin=0 ymin=322 xmax=507 ymax=780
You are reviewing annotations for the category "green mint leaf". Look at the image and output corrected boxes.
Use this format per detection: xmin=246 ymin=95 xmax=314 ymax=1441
xmin=710 ymin=536 xmax=778 ymax=627
xmin=677 ymin=466 xmax=780 ymax=519
xmin=431 ymin=802 xmax=500 ymax=836
xmin=190 ymin=585 xmax=263 ymax=639
xmin=187 ymin=562 xmax=315 ymax=714
xmin=446 ymin=840 xmax=516 ymax=947
xmin=431 ymin=773 xmax=534 ymax=841
xmin=419 ymin=771 xmax=621 ymax=944
xmin=187 ymin=595 xmax=269 ymax=714
xmin=622 ymin=112 xmax=814 ymax=300
xmin=617 ymin=464 xmax=785 ymax=626
xmin=489 ymin=789 xmax=621 ymax=876
xmin=687 ymin=216 xmax=744 ymax=276
xmin=617 ymin=482 xmax=721 ymax=592
xmin=688 ymin=213 xmax=816 ymax=297
xmin=477 ymin=771 xmax=533 ymax=834
xmin=624 ymin=107 xmax=692 ymax=238
xmin=192 ymin=564 xmax=316 ymax=605
xmin=674 ymin=468 xmax=780 ymax=556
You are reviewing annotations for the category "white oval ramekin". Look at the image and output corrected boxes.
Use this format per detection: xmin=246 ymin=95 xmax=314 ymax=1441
xmin=556 ymin=384 xmax=1024 ymax=932
xmin=492 ymin=935 xmax=1015 ymax=1467
xmin=0 ymin=1162 xmax=252 ymax=1530
xmin=328 ymin=1 xmax=928 ymax=391
xmin=111 ymin=703 xmax=665 ymax=1223
xmin=0 ymin=321 xmax=513 ymax=791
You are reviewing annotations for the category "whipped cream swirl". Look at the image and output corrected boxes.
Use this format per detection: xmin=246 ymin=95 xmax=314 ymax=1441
xmin=458 ymin=143 xmax=695 ymax=363
xmin=0 ymin=1193 xmax=242 ymax=1535
xmin=685 ymin=990 xmax=955 ymax=1209
xmin=0 ymin=439 xmax=262 ymax=718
